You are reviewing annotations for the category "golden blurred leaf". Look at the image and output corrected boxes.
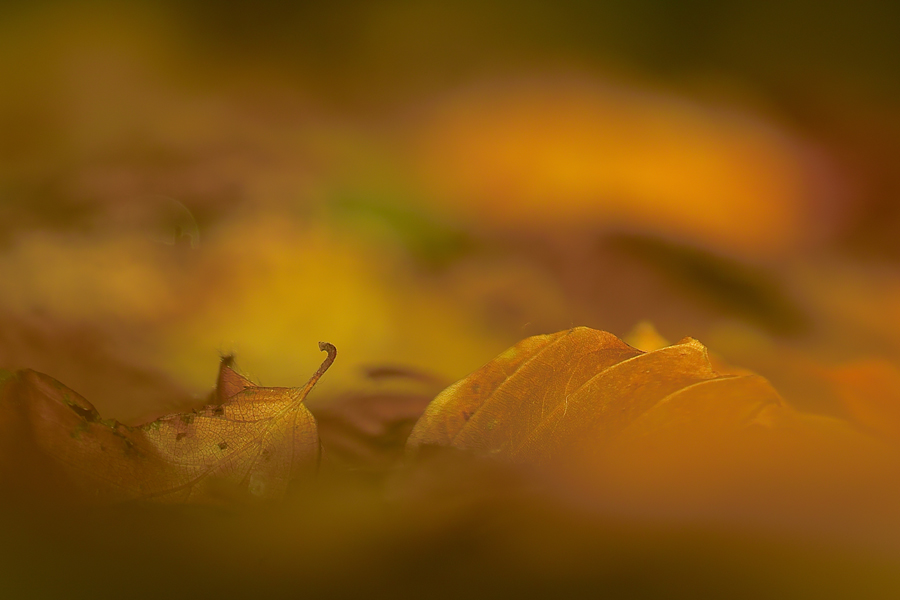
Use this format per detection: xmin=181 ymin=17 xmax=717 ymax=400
xmin=409 ymin=80 xmax=842 ymax=258
xmin=622 ymin=320 xmax=670 ymax=352
xmin=407 ymin=326 xmax=792 ymax=462
xmin=0 ymin=343 xmax=335 ymax=504
xmin=831 ymin=359 xmax=900 ymax=441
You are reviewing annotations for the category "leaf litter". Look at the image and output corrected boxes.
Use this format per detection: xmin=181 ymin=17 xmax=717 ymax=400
xmin=5 ymin=329 xmax=900 ymax=600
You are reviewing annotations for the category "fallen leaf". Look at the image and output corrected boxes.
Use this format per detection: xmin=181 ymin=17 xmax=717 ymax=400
xmin=407 ymin=327 xmax=790 ymax=462
xmin=0 ymin=342 xmax=335 ymax=505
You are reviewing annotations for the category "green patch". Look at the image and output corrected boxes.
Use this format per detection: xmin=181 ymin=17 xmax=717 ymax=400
xmin=330 ymin=192 xmax=472 ymax=268
xmin=70 ymin=421 xmax=89 ymax=440
xmin=498 ymin=347 xmax=520 ymax=362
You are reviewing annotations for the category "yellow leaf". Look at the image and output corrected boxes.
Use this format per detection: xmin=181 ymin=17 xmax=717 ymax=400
xmin=0 ymin=343 xmax=335 ymax=504
xmin=622 ymin=320 xmax=670 ymax=352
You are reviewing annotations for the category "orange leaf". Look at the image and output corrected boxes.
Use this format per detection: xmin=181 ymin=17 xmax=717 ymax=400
xmin=404 ymin=328 xmax=900 ymax=542
xmin=407 ymin=327 xmax=787 ymax=462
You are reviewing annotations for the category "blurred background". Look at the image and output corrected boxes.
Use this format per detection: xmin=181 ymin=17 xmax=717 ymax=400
xmin=3 ymin=1 xmax=900 ymax=596
xmin=3 ymin=0 xmax=900 ymax=419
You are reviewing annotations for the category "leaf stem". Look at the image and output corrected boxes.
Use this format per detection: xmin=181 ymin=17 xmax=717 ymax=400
xmin=298 ymin=342 xmax=337 ymax=399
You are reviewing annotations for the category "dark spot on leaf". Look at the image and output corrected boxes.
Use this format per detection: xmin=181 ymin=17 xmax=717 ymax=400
xmin=66 ymin=402 xmax=98 ymax=423
xmin=218 ymin=441 xmax=228 ymax=450
xmin=176 ymin=432 xmax=187 ymax=441
xmin=213 ymin=406 xmax=225 ymax=416
xmin=122 ymin=438 xmax=136 ymax=457
xmin=181 ymin=414 xmax=195 ymax=425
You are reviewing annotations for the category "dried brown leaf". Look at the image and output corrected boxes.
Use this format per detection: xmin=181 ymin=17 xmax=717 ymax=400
xmin=0 ymin=343 xmax=335 ymax=504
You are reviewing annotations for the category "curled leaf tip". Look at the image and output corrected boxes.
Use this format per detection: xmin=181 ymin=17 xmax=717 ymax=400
xmin=672 ymin=336 xmax=709 ymax=355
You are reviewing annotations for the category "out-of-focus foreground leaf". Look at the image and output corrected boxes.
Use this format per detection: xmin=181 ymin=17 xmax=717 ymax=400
xmin=407 ymin=327 xmax=900 ymax=545
xmin=830 ymin=359 xmax=900 ymax=441
xmin=0 ymin=343 xmax=334 ymax=504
